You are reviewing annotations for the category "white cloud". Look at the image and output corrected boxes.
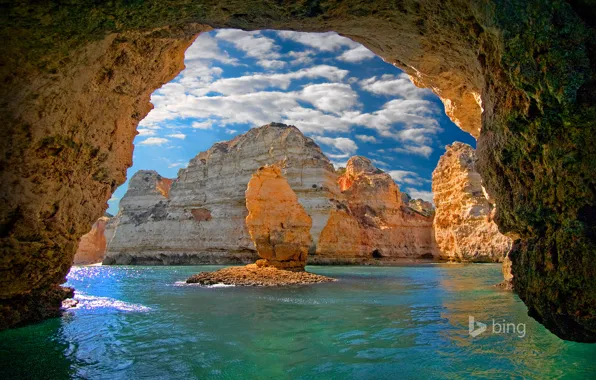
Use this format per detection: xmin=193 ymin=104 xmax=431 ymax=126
xmin=388 ymin=170 xmax=430 ymax=186
xmin=360 ymin=73 xmax=431 ymax=99
xmin=202 ymin=65 xmax=348 ymax=96
xmin=108 ymin=196 xmax=120 ymax=203
xmin=338 ymin=45 xmax=375 ymax=62
xmin=225 ymin=129 xmax=238 ymax=135
xmin=405 ymin=187 xmax=434 ymax=203
xmin=313 ymin=136 xmax=358 ymax=155
xmin=352 ymin=98 xmax=441 ymax=144
xmin=391 ymin=145 xmax=433 ymax=157
xmin=185 ymin=33 xmax=239 ymax=65
xmin=137 ymin=128 xmax=157 ymax=136
xmin=355 ymin=134 xmax=378 ymax=143
xmin=287 ymin=50 xmax=315 ymax=65
xmin=216 ymin=29 xmax=280 ymax=61
xmin=257 ymin=59 xmax=286 ymax=70
xmin=168 ymin=162 xmax=188 ymax=169
xmin=277 ymin=31 xmax=359 ymax=52
xmin=327 ymin=153 xmax=351 ymax=159
xmin=371 ymin=159 xmax=389 ymax=167
xmin=167 ymin=133 xmax=186 ymax=139
xmin=299 ymin=83 xmax=359 ymax=114
xmin=191 ymin=121 xmax=213 ymax=129
xmin=138 ymin=137 xmax=169 ymax=146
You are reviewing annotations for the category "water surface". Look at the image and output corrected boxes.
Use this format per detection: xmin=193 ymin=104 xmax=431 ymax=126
xmin=1 ymin=264 xmax=594 ymax=379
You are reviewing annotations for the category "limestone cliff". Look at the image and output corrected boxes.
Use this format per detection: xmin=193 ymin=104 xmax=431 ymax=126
xmin=432 ymin=143 xmax=512 ymax=262
xmin=314 ymin=156 xmax=437 ymax=262
xmin=73 ymin=216 xmax=110 ymax=265
xmin=103 ymin=123 xmax=339 ymax=264
xmin=246 ymin=165 xmax=312 ymax=271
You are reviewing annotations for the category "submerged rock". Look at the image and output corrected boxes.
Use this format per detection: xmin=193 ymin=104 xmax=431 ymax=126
xmin=186 ymin=264 xmax=335 ymax=286
xmin=432 ymin=143 xmax=512 ymax=262
xmin=245 ymin=165 xmax=312 ymax=271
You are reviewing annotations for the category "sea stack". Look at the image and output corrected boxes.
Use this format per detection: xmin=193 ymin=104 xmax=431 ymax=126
xmin=245 ymin=165 xmax=312 ymax=271
xmin=73 ymin=215 xmax=111 ymax=265
xmin=104 ymin=123 xmax=339 ymax=265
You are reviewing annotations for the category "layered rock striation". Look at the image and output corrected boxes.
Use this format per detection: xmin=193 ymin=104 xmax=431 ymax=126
xmin=103 ymin=123 xmax=340 ymax=265
xmin=432 ymin=143 xmax=512 ymax=262
xmin=314 ymin=156 xmax=437 ymax=263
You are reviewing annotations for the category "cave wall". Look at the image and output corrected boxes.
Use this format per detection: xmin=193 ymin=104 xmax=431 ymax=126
xmin=0 ymin=0 xmax=594 ymax=341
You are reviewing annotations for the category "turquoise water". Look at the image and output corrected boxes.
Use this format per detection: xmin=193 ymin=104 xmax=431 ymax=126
xmin=1 ymin=264 xmax=595 ymax=379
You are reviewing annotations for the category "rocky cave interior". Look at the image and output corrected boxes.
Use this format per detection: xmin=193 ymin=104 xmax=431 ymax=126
xmin=0 ymin=1 xmax=594 ymax=343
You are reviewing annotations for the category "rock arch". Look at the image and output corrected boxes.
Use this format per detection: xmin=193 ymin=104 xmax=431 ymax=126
xmin=0 ymin=1 xmax=594 ymax=341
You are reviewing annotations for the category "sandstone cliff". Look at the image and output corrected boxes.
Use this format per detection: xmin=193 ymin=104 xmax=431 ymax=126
xmin=73 ymin=216 xmax=110 ymax=265
xmin=246 ymin=165 xmax=312 ymax=270
xmin=314 ymin=156 xmax=437 ymax=262
xmin=103 ymin=123 xmax=340 ymax=264
xmin=432 ymin=143 xmax=512 ymax=262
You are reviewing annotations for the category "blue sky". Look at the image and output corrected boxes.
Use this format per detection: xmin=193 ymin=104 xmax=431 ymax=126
xmin=107 ymin=29 xmax=475 ymax=215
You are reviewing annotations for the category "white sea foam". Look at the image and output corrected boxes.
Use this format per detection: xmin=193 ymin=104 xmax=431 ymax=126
xmin=74 ymin=293 xmax=151 ymax=312
xmin=174 ymin=281 xmax=235 ymax=288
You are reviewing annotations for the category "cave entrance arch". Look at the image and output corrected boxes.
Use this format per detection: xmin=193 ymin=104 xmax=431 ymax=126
xmin=0 ymin=1 xmax=594 ymax=342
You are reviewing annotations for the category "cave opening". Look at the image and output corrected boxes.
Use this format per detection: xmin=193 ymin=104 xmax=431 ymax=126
xmin=1 ymin=1 xmax=594 ymax=343
xmin=371 ymin=249 xmax=383 ymax=259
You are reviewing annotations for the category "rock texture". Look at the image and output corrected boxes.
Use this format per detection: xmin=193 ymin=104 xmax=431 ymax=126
xmin=245 ymin=166 xmax=312 ymax=271
xmin=73 ymin=215 xmax=111 ymax=265
xmin=0 ymin=1 xmax=594 ymax=340
xmin=432 ymin=143 xmax=512 ymax=262
xmin=314 ymin=156 xmax=437 ymax=262
xmin=186 ymin=264 xmax=335 ymax=287
xmin=497 ymin=253 xmax=514 ymax=290
xmin=103 ymin=123 xmax=339 ymax=265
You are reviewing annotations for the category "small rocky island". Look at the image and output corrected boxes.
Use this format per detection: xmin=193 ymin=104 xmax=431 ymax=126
xmin=187 ymin=165 xmax=335 ymax=286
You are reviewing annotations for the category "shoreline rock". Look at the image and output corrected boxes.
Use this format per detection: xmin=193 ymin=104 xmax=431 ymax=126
xmin=432 ymin=143 xmax=512 ymax=262
xmin=186 ymin=264 xmax=335 ymax=286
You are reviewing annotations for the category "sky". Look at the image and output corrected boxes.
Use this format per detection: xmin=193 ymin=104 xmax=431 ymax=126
xmin=107 ymin=29 xmax=476 ymax=215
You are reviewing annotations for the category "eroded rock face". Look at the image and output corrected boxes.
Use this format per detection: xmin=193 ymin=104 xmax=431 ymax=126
xmin=1 ymin=1 xmax=594 ymax=340
xmin=432 ymin=143 xmax=512 ymax=262
xmin=73 ymin=216 xmax=110 ymax=265
xmin=103 ymin=123 xmax=339 ymax=265
xmin=315 ymin=156 xmax=437 ymax=262
xmin=245 ymin=165 xmax=312 ymax=271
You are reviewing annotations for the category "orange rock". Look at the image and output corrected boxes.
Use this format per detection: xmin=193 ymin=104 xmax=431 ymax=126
xmin=245 ymin=165 xmax=312 ymax=271
xmin=315 ymin=206 xmax=363 ymax=259
xmin=156 ymin=177 xmax=173 ymax=198
xmin=73 ymin=216 xmax=110 ymax=264
xmin=316 ymin=157 xmax=437 ymax=260
xmin=432 ymin=143 xmax=512 ymax=262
